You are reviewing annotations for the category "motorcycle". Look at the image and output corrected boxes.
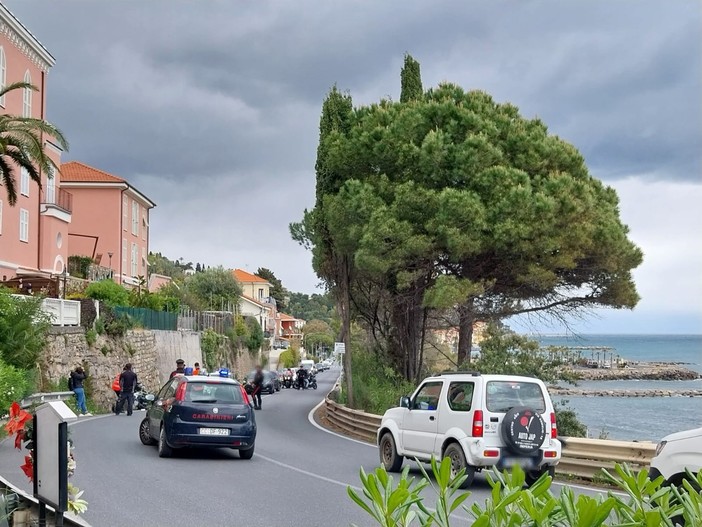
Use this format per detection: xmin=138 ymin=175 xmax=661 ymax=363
xmin=134 ymin=383 xmax=155 ymax=411
xmin=308 ymin=374 xmax=318 ymax=390
xmin=282 ymin=372 xmax=293 ymax=389
xmin=293 ymin=372 xmax=309 ymax=390
xmin=111 ymin=383 xmax=154 ymax=412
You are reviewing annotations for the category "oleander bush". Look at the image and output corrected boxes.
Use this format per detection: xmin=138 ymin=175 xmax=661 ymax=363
xmin=349 ymin=458 xmax=702 ymax=526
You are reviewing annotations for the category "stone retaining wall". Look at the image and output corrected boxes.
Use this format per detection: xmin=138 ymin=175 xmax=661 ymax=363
xmin=41 ymin=328 xmax=202 ymax=410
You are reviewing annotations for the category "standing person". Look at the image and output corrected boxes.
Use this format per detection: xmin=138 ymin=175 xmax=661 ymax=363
xmin=115 ymin=363 xmax=138 ymax=416
xmin=192 ymin=362 xmax=201 ymax=376
xmin=170 ymin=359 xmax=186 ymax=378
xmin=252 ymin=365 xmax=264 ymax=410
xmin=70 ymin=367 xmax=91 ymax=416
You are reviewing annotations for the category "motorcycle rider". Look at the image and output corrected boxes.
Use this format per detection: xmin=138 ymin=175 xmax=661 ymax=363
xmin=115 ymin=363 xmax=137 ymax=416
xmin=296 ymin=364 xmax=308 ymax=389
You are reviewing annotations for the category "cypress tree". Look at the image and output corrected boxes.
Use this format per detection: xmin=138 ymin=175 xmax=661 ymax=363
xmin=400 ymin=53 xmax=423 ymax=103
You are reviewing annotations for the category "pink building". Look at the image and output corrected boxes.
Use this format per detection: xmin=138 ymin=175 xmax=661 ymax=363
xmin=60 ymin=162 xmax=156 ymax=286
xmin=0 ymin=4 xmax=71 ymax=281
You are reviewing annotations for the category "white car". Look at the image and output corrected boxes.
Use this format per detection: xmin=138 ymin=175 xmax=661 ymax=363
xmin=377 ymin=372 xmax=561 ymax=487
xmin=649 ymin=427 xmax=702 ymax=485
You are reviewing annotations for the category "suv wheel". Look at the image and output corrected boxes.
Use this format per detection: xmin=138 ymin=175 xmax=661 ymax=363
xmin=525 ymin=465 xmax=555 ymax=486
xmin=443 ymin=443 xmax=475 ymax=489
xmin=379 ymin=433 xmax=403 ymax=472
xmin=158 ymin=425 xmax=173 ymax=458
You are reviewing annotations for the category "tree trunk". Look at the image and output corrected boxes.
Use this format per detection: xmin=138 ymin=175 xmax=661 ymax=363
xmin=390 ymin=285 xmax=425 ymax=382
xmin=457 ymin=302 xmax=474 ymax=367
xmin=339 ymin=256 xmax=354 ymax=407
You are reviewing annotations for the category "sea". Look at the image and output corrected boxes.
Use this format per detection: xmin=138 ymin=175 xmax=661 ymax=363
xmin=533 ymin=334 xmax=702 ymax=442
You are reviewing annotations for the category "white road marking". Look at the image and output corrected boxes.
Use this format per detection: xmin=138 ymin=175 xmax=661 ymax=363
xmin=255 ymin=452 xmax=362 ymax=491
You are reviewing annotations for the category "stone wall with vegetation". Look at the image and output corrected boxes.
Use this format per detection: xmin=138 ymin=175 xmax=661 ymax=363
xmin=39 ymin=328 xmax=201 ymax=410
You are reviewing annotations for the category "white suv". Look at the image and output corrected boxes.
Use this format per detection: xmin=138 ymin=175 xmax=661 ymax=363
xmin=377 ymin=372 xmax=561 ymax=487
xmin=649 ymin=427 xmax=702 ymax=486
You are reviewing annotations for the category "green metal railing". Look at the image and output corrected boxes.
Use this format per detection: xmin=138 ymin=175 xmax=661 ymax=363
xmin=113 ymin=306 xmax=177 ymax=330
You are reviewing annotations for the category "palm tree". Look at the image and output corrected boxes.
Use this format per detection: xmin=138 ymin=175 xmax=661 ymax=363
xmin=0 ymin=81 xmax=69 ymax=205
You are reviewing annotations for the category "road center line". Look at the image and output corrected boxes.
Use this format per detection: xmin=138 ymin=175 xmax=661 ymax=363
xmin=254 ymin=452 xmax=362 ymax=491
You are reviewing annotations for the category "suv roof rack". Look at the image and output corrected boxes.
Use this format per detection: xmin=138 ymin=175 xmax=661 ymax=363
xmin=439 ymin=371 xmax=481 ymax=376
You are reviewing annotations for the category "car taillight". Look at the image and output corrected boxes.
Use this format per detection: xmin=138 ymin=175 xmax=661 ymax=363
xmin=472 ymin=410 xmax=483 ymax=437
xmin=550 ymin=412 xmax=557 ymax=439
xmin=240 ymin=385 xmax=251 ymax=406
xmin=174 ymin=382 xmax=187 ymax=402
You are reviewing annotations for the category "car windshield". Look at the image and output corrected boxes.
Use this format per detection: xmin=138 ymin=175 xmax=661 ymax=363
xmin=485 ymin=381 xmax=546 ymax=413
xmin=185 ymin=382 xmax=243 ymax=404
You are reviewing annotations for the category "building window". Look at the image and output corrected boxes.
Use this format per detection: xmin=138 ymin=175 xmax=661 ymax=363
xmin=122 ymin=238 xmax=127 ymax=272
xmin=142 ymin=212 xmax=147 ymax=240
xmin=122 ymin=195 xmax=128 ymax=230
xmin=22 ymin=71 xmax=32 ymax=118
xmin=46 ymin=165 xmax=56 ymax=204
xmin=131 ymin=200 xmax=138 ymax=236
xmin=20 ymin=168 xmax=29 ymax=196
xmin=131 ymin=243 xmax=138 ymax=277
xmin=258 ymin=288 xmax=264 ymax=299
xmin=19 ymin=208 xmax=29 ymax=242
xmin=142 ymin=247 xmax=147 ymax=273
xmin=0 ymin=47 xmax=6 ymax=107
xmin=0 ymin=200 xmax=3 ymax=235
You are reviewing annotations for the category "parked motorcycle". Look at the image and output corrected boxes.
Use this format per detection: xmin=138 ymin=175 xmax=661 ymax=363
xmin=307 ymin=374 xmax=318 ymax=390
xmin=293 ymin=372 xmax=309 ymax=390
xmin=283 ymin=372 xmax=293 ymax=389
xmin=111 ymin=383 xmax=154 ymax=412
xmin=134 ymin=383 xmax=155 ymax=411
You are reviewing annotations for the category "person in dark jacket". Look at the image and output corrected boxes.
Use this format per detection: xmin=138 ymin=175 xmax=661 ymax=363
xmin=70 ymin=367 xmax=90 ymax=416
xmin=296 ymin=365 xmax=308 ymax=390
xmin=170 ymin=359 xmax=186 ymax=378
xmin=115 ymin=363 xmax=138 ymax=416
xmin=252 ymin=365 xmax=264 ymax=410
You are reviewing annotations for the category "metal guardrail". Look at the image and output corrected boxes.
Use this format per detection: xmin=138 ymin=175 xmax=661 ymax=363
xmin=323 ymin=397 xmax=656 ymax=481
xmin=20 ymin=391 xmax=75 ymax=409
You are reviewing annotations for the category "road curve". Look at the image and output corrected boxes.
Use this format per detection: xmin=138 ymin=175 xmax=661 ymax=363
xmin=0 ymin=372 xmax=608 ymax=527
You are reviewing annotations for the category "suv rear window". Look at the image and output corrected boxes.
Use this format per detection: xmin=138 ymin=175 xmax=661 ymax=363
xmin=185 ymin=382 xmax=243 ymax=404
xmin=485 ymin=381 xmax=546 ymax=413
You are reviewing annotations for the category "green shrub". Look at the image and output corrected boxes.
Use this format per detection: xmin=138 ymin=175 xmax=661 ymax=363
xmin=85 ymin=329 xmax=97 ymax=347
xmin=0 ymin=287 xmax=50 ymax=370
xmin=0 ymin=360 xmax=30 ymax=416
xmin=201 ymin=328 xmax=225 ymax=370
xmin=84 ymin=279 xmax=129 ymax=306
xmin=245 ymin=317 xmax=264 ymax=353
xmin=94 ymin=317 xmax=105 ymax=335
xmin=340 ymin=350 xmax=416 ymax=414
xmin=350 ymin=459 xmax=702 ymax=527
xmin=278 ymin=348 xmax=300 ymax=368
xmin=554 ymin=399 xmax=587 ymax=438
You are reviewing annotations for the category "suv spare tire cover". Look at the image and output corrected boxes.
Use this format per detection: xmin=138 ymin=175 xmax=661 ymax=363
xmin=500 ymin=406 xmax=546 ymax=455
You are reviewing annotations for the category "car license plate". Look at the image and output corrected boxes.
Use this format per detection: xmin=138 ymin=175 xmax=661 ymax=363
xmin=198 ymin=428 xmax=229 ymax=436
xmin=500 ymin=457 xmax=535 ymax=469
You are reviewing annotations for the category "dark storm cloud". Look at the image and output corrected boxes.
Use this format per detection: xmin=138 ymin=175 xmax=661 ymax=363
xmin=3 ymin=0 xmax=701 ymax=305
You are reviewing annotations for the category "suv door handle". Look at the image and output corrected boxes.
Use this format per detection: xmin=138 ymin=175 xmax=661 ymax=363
xmin=429 ymin=416 xmax=435 ymax=421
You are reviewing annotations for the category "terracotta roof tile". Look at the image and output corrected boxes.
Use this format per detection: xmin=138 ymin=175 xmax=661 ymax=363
xmin=60 ymin=161 xmax=125 ymax=183
xmin=279 ymin=313 xmax=296 ymax=321
xmin=233 ymin=269 xmax=270 ymax=284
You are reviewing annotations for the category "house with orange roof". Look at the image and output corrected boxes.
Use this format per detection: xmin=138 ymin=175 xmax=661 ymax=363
xmin=233 ymin=268 xmax=288 ymax=345
xmin=60 ymin=161 xmax=156 ymax=286
xmin=278 ymin=311 xmax=305 ymax=339
xmin=0 ymin=4 xmax=70 ymax=281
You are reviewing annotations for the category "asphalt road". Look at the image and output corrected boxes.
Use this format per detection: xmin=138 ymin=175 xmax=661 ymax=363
xmin=0 ymin=371 xmax=609 ymax=527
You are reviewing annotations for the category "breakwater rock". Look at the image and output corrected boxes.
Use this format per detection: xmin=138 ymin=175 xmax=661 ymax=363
xmin=549 ymin=387 xmax=702 ymax=398
xmin=565 ymin=363 xmax=701 ymax=381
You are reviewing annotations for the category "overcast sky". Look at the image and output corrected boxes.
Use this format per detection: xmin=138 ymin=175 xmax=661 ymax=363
xmin=7 ymin=1 xmax=701 ymax=334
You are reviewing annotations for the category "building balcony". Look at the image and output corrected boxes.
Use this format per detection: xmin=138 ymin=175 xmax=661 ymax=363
xmin=41 ymin=188 xmax=73 ymax=221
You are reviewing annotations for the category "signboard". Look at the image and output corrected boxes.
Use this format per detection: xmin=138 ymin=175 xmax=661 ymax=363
xmin=334 ymin=342 xmax=346 ymax=355
xmin=34 ymin=401 xmax=76 ymax=512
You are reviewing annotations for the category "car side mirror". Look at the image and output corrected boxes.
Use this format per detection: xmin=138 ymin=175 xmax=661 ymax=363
xmin=400 ymin=396 xmax=411 ymax=409
xmin=145 ymin=394 xmax=155 ymax=402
